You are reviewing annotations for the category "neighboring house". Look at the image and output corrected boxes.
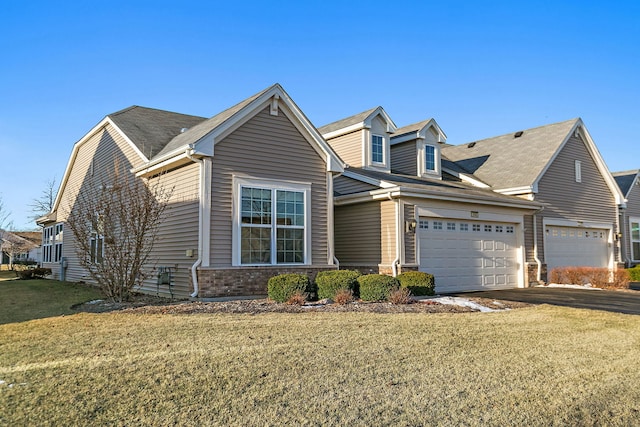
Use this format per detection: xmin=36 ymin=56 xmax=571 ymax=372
xmin=37 ymin=84 xmax=344 ymax=298
xmin=441 ymin=118 xmax=625 ymax=282
xmin=613 ymin=170 xmax=640 ymax=266
xmin=0 ymin=231 xmax=41 ymax=267
xmin=319 ymin=109 xmax=542 ymax=293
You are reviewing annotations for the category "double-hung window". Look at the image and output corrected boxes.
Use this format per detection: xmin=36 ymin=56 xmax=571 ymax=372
xmin=371 ymin=134 xmax=384 ymax=164
xmin=42 ymin=226 xmax=53 ymax=263
xmin=425 ymin=145 xmax=436 ymax=172
xmin=631 ymin=219 xmax=640 ymax=261
xmin=235 ymin=178 xmax=310 ymax=266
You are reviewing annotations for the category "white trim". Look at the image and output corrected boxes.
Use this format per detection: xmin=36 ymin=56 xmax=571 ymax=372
xmin=418 ymin=142 xmax=441 ymax=178
xmin=201 ymin=158 xmax=212 ymax=267
xmin=441 ymin=167 xmax=491 ymax=189
xmin=321 ymin=123 xmax=365 ymax=140
xmin=232 ymin=175 xmax=312 ymax=267
xmin=341 ymin=170 xmax=395 ymax=189
xmin=629 ymin=216 xmax=640 ymax=262
xmin=371 ymin=134 xmax=385 ymax=165
xmin=494 ymin=185 xmax=536 ymax=195
xmin=326 ymin=172 xmax=336 ymax=265
xmin=390 ymin=118 xmax=447 ymax=145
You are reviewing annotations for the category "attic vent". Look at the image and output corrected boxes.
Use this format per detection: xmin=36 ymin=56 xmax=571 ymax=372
xmin=467 ymin=142 xmax=476 ymax=148
xmin=514 ymin=131 xmax=524 ymax=138
xmin=180 ymin=128 xmax=189 ymax=133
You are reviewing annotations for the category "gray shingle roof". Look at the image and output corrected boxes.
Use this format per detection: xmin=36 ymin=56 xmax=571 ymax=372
xmin=613 ymin=170 xmax=639 ymax=197
xmin=441 ymin=118 xmax=579 ymax=190
xmin=318 ymin=107 xmax=378 ymax=135
xmin=343 ymin=167 xmax=539 ymax=206
xmin=391 ymin=119 xmax=433 ymax=139
xmin=108 ymin=106 xmax=207 ymax=160
xmin=153 ymin=85 xmax=273 ymax=159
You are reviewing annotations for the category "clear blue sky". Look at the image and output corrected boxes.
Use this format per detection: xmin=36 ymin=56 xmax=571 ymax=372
xmin=1 ymin=1 xmax=638 ymax=230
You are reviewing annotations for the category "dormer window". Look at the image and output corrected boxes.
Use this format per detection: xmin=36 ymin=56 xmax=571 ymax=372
xmin=425 ymin=145 xmax=436 ymax=172
xmin=372 ymin=134 xmax=384 ymax=164
xmin=418 ymin=142 xmax=441 ymax=177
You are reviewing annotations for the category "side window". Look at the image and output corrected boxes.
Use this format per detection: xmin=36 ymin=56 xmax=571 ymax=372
xmin=371 ymin=135 xmax=384 ymax=164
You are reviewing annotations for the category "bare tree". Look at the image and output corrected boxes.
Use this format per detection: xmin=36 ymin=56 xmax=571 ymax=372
xmin=30 ymin=177 xmax=58 ymax=221
xmin=66 ymin=166 xmax=172 ymax=302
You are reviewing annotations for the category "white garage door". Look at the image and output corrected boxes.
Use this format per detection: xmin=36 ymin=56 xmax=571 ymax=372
xmin=418 ymin=218 xmax=519 ymax=293
xmin=545 ymin=226 xmax=609 ymax=271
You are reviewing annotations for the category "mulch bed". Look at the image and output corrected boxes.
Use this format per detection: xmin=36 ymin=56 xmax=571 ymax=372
xmin=72 ymin=294 xmax=531 ymax=315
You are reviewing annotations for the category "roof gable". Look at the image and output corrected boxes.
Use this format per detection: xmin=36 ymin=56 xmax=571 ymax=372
xmin=613 ymin=170 xmax=640 ymax=198
xmin=391 ymin=118 xmax=447 ymax=145
xmin=318 ymin=106 xmax=397 ymax=139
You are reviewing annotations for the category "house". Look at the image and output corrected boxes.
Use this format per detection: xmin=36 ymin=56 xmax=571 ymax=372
xmin=320 ymin=110 xmax=625 ymax=292
xmin=319 ymin=109 xmax=542 ymax=293
xmin=613 ymin=170 xmax=640 ymax=266
xmin=441 ymin=119 xmax=625 ymax=282
xmin=37 ymin=84 xmax=344 ymax=298
xmin=1 ymin=231 xmax=41 ymax=267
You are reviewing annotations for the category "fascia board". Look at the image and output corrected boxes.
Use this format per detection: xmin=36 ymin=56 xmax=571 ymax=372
xmin=494 ymin=185 xmax=536 ymax=195
xmin=341 ymin=170 xmax=394 ymax=188
xmin=134 ymin=152 xmax=193 ymax=178
xmin=321 ymin=123 xmax=365 ymax=140
xmin=364 ymin=107 xmax=397 ymax=133
xmin=335 ymin=185 xmax=541 ymax=211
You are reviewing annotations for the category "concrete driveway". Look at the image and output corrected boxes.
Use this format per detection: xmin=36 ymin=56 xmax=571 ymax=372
xmin=453 ymin=286 xmax=640 ymax=315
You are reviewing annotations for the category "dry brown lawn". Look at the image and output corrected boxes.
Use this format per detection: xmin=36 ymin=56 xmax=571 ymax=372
xmin=2 ymin=303 xmax=640 ymax=425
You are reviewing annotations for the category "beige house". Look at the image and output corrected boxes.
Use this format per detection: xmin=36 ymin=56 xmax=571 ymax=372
xmin=320 ymin=110 xmax=625 ymax=293
xmin=319 ymin=108 xmax=542 ymax=293
xmin=38 ymin=84 xmax=343 ymax=298
xmin=613 ymin=170 xmax=640 ymax=266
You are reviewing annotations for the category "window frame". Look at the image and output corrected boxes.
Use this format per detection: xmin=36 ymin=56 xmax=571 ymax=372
xmin=418 ymin=142 xmax=440 ymax=177
xmin=232 ymin=176 xmax=312 ymax=267
xmin=371 ymin=134 xmax=385 ymax=164
xmin=631 ymin=217 xmax=640 ymax=262
xmin=53 ymin=223 xmax=63 ymax=263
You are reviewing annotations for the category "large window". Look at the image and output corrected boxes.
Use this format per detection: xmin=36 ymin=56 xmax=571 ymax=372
xmin=631 ymin=219 xmax=640 ymax=261
xmin=42 ymin=223 xmax=63 ymax=263
xmin=90 ymin=233 xmax=104 ymax=264
xmin=235 ymin=178 xmax=310 ymax=266
xmin=371 ymin=134 xmax=384 ymax=164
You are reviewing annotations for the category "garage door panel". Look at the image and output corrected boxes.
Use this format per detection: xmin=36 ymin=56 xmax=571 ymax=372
xmin=419 ymin=218 xmax=519 ymax=293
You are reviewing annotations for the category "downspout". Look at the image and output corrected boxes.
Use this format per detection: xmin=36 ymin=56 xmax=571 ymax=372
xmin=532 ymin=207 xmax=545 ymax=283
xmin=186 ymin=146 xmax=203 ymax=298
xmin=390 ymin=192 xmax=400 ymax=277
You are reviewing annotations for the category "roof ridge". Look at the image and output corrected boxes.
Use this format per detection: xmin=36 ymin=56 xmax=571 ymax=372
xmin=457 ymin=118 xmax=580 ymax=146
xmin=108 ymin=105 xmax=206 ymax=120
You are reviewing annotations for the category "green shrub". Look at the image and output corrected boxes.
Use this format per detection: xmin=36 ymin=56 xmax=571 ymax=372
xmin=316 ymin=270 xmax=361 ymax=299
xmin=629 ymin=266 xmax=640 ymax=282
xmin=267 ymin=273 xmax=311 ymax=303
xmin=397 ymin=271 xmax=435 ymax=296
xmin=358 ymin=274 xmax=400 ymax=302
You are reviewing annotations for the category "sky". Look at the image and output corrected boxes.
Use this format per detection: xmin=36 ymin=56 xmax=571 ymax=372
xmin=1 ymin=0 xmax=638 ymax=230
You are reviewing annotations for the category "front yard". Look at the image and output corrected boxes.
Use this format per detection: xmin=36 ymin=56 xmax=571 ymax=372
xmin=1 ymin=279 xmax=640 ymax=425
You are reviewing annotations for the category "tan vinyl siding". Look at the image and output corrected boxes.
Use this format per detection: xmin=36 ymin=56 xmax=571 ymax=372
xmin=334 ymin=202 xmax=383 ymax=264
xmin=334 ymin=200 xmax=397 ymax=266
xmin=535 ymin=135 xmax=617 ymax=263
xmin=52 ymin=124 xmax=144 ymax=283
xmin=391 ymin=141 xmax=417 ymax=175
xmin=138 ymin=162 xmax=200 ymax=297
xmin=334 ymin=175 xmax=378 ymax=195
xmin=380 ymin=200 xmax=397 ymax=265
xmin=623 ymin=183 xmax=640 ymax=262
xmin=326 ymin=130 xmax=362 ymax=167
xmin=403 ymin=203 xmax=416 ymax=264
xmin=210 ymin=107 xmax=328 ymax=267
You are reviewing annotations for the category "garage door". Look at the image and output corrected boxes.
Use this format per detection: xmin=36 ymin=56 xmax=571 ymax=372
xmin=545 ymin=226 xmax=609 ymax=271
xmin=418 ymin=218 xmax=519 ymax=293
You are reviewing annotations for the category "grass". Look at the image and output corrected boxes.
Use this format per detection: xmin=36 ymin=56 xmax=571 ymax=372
xmin=2 ymin=282 xmax=640 ymax=425
xmin=0 ymin=274 xmax=102 ymax=324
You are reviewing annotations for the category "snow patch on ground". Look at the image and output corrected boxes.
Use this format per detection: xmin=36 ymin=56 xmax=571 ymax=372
xmin=422 ymin=296 xmax=498 ymax=312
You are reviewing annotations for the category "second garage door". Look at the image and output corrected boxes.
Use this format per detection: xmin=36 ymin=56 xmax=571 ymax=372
xmin=545 ymin=225 xmax=609 ymax=271
xmin=418 ymin=218 xmax=520 ymax=293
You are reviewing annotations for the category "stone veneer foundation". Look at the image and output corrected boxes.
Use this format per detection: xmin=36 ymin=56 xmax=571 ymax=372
xmin=196 ymin=265 xmax=337 ymax=298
